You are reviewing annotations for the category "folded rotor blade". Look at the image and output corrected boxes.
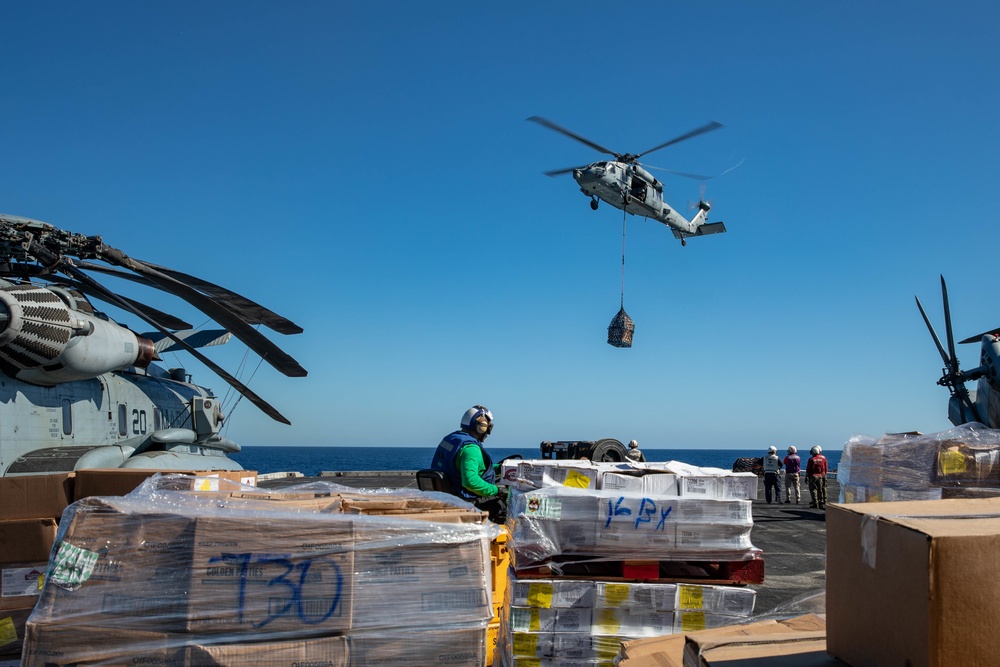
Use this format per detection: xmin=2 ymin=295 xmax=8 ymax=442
xmin=86 ymin=247 xmax=306 ymax=378
xmin=941 ymin=276 xmax=958 ymax=371
xmin=61 ymin=278 xmax=193 ymax=330
xmin=637 ymin=121 xmax=723 ymax=160
xmin=142 ymin=329 xmax=232 ymax=354
xmin=136 ymin=260 xmax=302 ymax=335
xmin=915 ymin=295 xmax=950 ymax=366
xmin=527 ymin=116 xmax=618 ymax=157
xmin=960 ymin=329 xmax=1000 ymax=345
xmin=26 ymin=241 xmax=292 ymax=424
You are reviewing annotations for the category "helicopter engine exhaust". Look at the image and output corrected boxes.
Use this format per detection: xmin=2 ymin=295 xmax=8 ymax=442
xmin=0 ymin=285 xmax=157 ymax=385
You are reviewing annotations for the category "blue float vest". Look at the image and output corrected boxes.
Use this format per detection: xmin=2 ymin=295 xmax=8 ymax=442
xmin=431 ymin=431 xmax=495 ymax=500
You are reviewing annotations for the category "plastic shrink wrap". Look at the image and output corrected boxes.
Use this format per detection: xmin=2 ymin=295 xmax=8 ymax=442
xmin=839 ymin=424 xmax=1000 ymax=503
xmin=499 ymin=574 xmax=756 ymax=666
xmin=507 ymin=486 xmax=757 ymax=567
xmin=21 ymin=475 xmax=494 ymax=667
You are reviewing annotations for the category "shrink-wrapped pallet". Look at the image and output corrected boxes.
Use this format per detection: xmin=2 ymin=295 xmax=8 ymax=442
xmin=507 ymin=486 xmax=756 ymax=566
xmin=839 ymin=424 xmax=1000 ymax=503
xmin=23 ymin=475 xmax=494 ymax=667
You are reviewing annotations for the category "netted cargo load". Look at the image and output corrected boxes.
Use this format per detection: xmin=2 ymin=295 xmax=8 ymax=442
xmin=607 ymin=307 xmax=635 ymax=348
xmin=22 ymin=475 xmax=494 ymax=667
xmin=506 ymin=486 xmax=757 ymax=566
xmin=839 ymin=424 xmax=1000 ymax=503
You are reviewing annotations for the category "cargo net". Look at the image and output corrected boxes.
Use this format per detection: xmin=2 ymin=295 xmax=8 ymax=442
xmin=608 ymin=306 xmax=635 ymax=348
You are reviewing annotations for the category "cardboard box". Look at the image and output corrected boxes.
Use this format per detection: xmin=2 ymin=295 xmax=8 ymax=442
xmin=827 ymin=497 xmax=1000 ymax=667
xmin=185 ymin=635 xmax=349 ymax=667
xmin=32 ymin=511 xmax=194 ymax=630
xmin=73 ymin=468 xmax=256 ymax=500
xmin=21 ymin=623 xmax=184 ymax=665
xmin=683 ymin=631 xmax=840 ymax=666
xmin=186 ymin=515 xmax=353 ymax=636
xmin=1 ymin=563 xmax=46 ymax=610
xmin=0 ymin=473 xmax=73 ymax=520
xmin=348 ymin=626 xmax=486 ymax=667
xmin=0 ymin=518 xmax=57 ymax=564
xmin=0 ymin=607 xmax=32 ymax=657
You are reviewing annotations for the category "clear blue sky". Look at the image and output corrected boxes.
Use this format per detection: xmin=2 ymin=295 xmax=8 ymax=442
xmin=2 ymin=3 xmax=998 ymax=451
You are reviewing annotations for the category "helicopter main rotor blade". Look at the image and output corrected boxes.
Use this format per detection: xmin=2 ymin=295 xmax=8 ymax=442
xmin=24 ymin=241 xmax=292 ymax=424
xmin=641 ymin=164 xmax=715 ymax=181
xmin=83 ymin=247 xmax=306 ymax=378
xmin=527 ymin=116 xmax=619 ymax=158
xmin=941 ymin=276 xmax=959 ymax=374
xmin=136 ymin=259 xmax=302 ymax=335
xmin=543 ymin=165 xmax=589 ymax=177
xmin=636 ymin=121 xmax=724 ymax=160
xmin=60 ymin=278 xmax=194 ymax=330
xmin=915 ymin=295 xmax=951 ymax=367
xmin=959 ymin=328 xmax=1000 ymax=345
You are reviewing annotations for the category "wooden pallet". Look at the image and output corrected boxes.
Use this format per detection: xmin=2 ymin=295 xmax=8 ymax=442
xmin=513 ymin=555 xmax=765 ymax=585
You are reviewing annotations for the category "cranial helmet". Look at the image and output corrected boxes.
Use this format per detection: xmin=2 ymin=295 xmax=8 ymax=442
xmin=811 ymin=445 xmax=822 ymax=455
xmin=788 ymin=446 xmax=797 ymax=454
xmin=461 ymin=405 xmax=494 ymax=440
xmin=629 ymin=440 xmax=639 ymax=449
xmin=767 ymin=446 xmax=777 ymax=454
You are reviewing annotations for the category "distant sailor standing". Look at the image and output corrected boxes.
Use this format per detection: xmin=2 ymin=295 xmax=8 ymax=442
xmin=626 ymin=439 xmax=646 ymax=462
xmin=783 ymin=446 xmax=802 ymax=504
xmin=807 ymin=445 xmax=829 ymax=510
xmin=430 ymin=405 xmax=506 ymax=522
xmin=763 ymin=446 xmax=783 ymax=504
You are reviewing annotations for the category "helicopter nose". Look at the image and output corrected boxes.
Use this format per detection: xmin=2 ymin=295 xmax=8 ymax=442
xmin=573 ymin=169 xmax=583 ymax=180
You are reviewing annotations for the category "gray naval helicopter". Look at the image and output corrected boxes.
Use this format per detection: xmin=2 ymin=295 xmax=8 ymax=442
xmin=0 ymin=213 xmax=305 ymax=477
xmin=917 ymin=275 xmax=1000 ymax=428
xmin=528 ymin=116 xmax=727 ymax=246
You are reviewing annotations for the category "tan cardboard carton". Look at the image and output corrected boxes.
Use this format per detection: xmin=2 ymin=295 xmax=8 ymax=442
xmin=348 ymin=626 xmax=487 ymax=667
xmin=186 ymin=515 xmax=353 ymax=635
xmin=73 ymin=468 xmax=256 ymax=500
xmin=0 ymin=518 xmax=57 ymax=564
xmin=0 ymin=562 xmax=46 ymax=610
xmin=185 ymin=635 xmax=349 ymax=667
xmin=827 ymin=497 xmax=1000 ymax=667
xmin=0 ymin=473 xmax=73 ymax=520
xmin=21 ymin=623 xmax=184 ymax=666
xmin=32 ymin=510 xmax=194 ymax=630
xmin=683 ymin=631 xmax=843 ymax=666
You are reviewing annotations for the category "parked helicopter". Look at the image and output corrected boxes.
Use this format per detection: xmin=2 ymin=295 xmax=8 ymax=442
xmin=528 ymin=116 xmax=727 ymax=246
xmin=916 ymin=275 xmax=1000 ymax=428
xmin=0 ymin=213 xmax=305 ymax=476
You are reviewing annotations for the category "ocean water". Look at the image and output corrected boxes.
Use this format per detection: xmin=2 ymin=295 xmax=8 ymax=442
xmin=230 ymin=446 xmax=842 ymax=477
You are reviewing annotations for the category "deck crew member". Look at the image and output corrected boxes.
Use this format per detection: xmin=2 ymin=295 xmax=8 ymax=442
xmin=431 ymin=404 xmax=506 ymax=522
xmin=807 ymin=445 xmax=829 ymax=509
xmin=626 ymin=439 xmax=646 ymax=462
xmin=783 ymin=446 xmax=802 ymax=504
xmin=763 ymin=446 xmax=783 ymax=504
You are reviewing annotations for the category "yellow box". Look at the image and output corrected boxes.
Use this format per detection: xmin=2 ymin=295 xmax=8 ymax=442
xmin=487 ymin=620 xmax=500 ymax=667
xmin=491 ymin=526 xmax=511 ymax=621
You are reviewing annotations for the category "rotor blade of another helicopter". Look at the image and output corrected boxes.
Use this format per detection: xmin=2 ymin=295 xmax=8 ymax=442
xmin=915 ymin=295 xmax=951 ymax=366
xmin=86 ymin=247 xmax=306 ymax=378
xmin=543 ymin=165 xmax=589 ymax=177
xmin=61 ymin=278 xmax=194 ymax=330
xmin=636 ymin=121 xmax=724 ymax=160
xmin=136 ymin=260 xmax=302 ymax=335
xmin=527 ymin=116 xmax=618 ymax=157
xmin=25 ymin=242 xmax=292 ymax=424
xmin=143 ymin=329 xmax=232 ymax=354
xmin=959 ymin=328 xmax=1000 ymax=345
xmin=941 ymin=275 xmax=959 ymax=373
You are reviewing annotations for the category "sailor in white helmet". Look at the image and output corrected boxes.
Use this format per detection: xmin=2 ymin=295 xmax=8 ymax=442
xmin=763 ymin=446 xmax=783 ymax=504
xmin=430 ymin=405 xmax=506 ymax=522
xmin=783 ymin=446 xmax=802 ymax=504
xmin=807 ymin=445 xmax=829 ymax=509
xmin=625 ymin=439 xmax=646 ymax=462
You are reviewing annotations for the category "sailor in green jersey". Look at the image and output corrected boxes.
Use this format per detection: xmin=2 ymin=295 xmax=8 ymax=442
xmin=431 ymin=405 xmax=506 ymax=522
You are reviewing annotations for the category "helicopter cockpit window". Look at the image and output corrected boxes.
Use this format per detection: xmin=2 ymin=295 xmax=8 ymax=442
xmin=117 ymin=404 xmax=128 ymax=436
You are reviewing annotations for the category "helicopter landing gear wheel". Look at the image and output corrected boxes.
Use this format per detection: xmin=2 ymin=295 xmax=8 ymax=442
xmin=681 ymin=238 xmax=687 ymax=247
xmin=590 ymin=198 xmax=599 ymax=211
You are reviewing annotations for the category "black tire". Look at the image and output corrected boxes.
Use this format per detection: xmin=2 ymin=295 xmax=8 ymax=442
xmin=588 ymin=438 xmax=628 ymax=462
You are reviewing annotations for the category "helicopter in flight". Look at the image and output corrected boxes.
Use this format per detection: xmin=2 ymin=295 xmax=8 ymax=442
xmin=916 ymin=275 xmax=1000 ymax=428
xmin=528 ymin=116 xmax=728 ymax=246
xmin=0 ymin=213 xmax=305 ymax=477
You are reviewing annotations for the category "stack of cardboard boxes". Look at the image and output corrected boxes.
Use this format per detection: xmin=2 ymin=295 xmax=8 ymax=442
xmin=497 ymin=459 xmax=761 ymax=667
xmin=20 ymin=475 xmax=495 ymax=667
